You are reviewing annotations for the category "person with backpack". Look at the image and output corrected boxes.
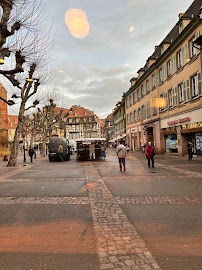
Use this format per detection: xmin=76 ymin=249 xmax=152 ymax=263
xmin=145 ymin=141 xmax=155 ymax=168
xmin=115 ymin=140 xmax=127 ymax=171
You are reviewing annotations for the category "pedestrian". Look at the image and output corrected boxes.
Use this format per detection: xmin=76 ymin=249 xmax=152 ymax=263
xmin=187 ymin=141 xmax=193 ymax=161
xmin=57 ymin=143 xmax=64 ymax=161
xmin=145 ymin=141 xmax=155 ymax=168
xmin=28 ymin=146 xmax=35 ymax=163
xmin=100 ymin=143 xmax=106 ymax=160
xmin=115 ymin=140 xmax=127 ymax=171
xmin=89 ymin=143 xmax=95 ymax=160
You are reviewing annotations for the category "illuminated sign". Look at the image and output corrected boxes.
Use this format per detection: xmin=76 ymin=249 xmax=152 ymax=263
xmin=167 ymin=117 xmax=190 ymax=126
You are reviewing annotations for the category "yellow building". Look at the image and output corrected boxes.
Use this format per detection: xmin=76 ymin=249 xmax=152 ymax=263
xmin=124 ymin=0 xmax=202 ymax=156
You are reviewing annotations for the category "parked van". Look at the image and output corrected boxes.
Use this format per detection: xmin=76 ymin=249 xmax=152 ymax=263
xmin=48 ymin=137 xmax=71 ymax=161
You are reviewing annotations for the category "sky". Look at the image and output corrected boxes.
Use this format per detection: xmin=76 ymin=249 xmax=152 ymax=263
xmin=8 ymin=0 xmax=194 ymax=118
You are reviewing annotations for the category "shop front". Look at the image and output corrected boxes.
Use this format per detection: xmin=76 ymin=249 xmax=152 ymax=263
xmin=161 ymin=108 xmax=202 ymax=156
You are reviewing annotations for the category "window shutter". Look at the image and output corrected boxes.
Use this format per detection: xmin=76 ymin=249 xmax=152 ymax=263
xmin=186 ymin=79 xmax=191 ymax=101
xmin=185 ymin=42 xmax=189 ymax=63
xmin=198 ymin=72 xmax=202 ymax=96
xmin=156 ymin=71 xmax=159 ymax=86
xmin=182 ymin=45 xmax=185 ymax=66
xmin=171 ymin=57 xmax=174 ymax=74
xmin=173 ymin=54 xmax=176 ymax=73
xmin=183 ymin=81 xmax=187 ymax=101
xmin=164 ymin=63 xmax=167 ymax=81
xmin=174 ymin=87 xmax=178 ymax=105
xmin=195 ymin=32 xmax=200 ymax=53
xmin=165 ymin=92 xmax=168 ymax=109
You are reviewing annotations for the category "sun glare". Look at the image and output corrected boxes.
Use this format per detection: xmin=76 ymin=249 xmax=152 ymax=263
xmin=65 ymin=9 xmax=90 ymax=39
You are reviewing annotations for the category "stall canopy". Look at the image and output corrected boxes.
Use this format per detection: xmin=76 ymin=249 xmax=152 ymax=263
xmin=109 ymin=134 xmax=126 ymax=143
xmin=75 ymin=138 xmax=106 ymax=143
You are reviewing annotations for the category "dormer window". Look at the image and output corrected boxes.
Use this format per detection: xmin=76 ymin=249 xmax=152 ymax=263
xmin=179 ymin=22 xmax=184 ymax=34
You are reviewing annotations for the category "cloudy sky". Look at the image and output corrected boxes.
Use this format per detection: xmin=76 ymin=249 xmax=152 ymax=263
xmin=8 ymin=0 xmax=194 ymax=118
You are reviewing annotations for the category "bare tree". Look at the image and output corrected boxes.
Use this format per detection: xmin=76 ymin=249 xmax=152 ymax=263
xmin=0 ymin=0 xmax=53 ymax=166
xmin=36 ymin=99 xmax=65 ymax=157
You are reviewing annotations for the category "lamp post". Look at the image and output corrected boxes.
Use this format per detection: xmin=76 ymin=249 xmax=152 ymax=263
xmin=22 ymin=130 xmax=26 ymax=163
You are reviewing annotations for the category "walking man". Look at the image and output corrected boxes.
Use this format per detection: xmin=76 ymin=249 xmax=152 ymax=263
xmin=57 ymin=143 xmax=64 ymax=161
xmin=115 ymin=140 xmax=127 ymax=171
xmin=28 ymin=146 xmax=35 ymax=163
xmin=145 ymin=141 xmax=155 ymax=168
xmin=187 ymin=141 xmax=193 ymax=161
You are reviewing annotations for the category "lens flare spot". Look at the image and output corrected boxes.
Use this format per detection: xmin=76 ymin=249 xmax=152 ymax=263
xmin=153 ymin=98 xmax=167 ymax=108
xmin=65 ymin=9 xmax=89 ymax=39
xmin=129 ymin=26 xmax=134 ymax=32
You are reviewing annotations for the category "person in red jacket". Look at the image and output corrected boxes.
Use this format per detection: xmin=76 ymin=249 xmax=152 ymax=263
xmin=145 ymin=141 xmax=154 ymax=168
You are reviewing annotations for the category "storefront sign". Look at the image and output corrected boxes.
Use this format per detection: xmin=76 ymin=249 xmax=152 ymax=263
xmin=167 ymin=117 xmax=190 ymax=126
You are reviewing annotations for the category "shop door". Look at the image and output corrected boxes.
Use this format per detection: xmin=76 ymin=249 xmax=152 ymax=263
xmin=148 ymin=127 xmax=154 ymax=144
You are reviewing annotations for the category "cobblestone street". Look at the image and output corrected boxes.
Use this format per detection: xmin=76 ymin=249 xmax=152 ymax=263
xmin=0 ymin=149 xmax=201 ymax=270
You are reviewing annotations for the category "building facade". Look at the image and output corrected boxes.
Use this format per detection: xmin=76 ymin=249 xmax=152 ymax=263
xmin=100 ymin=119 xmax=105 ymax=138
xmin=124 ymin=0 xmax=202 ymax=156
xmin=104 ymin=113 xmax=115 ymax=141
xmin=66 ymin=106 xmax=101 ymax=139
xmin=113 ymin=99 xmax=126 ymax=144
xmin=0 ymin=84 xmax=9 ymax=156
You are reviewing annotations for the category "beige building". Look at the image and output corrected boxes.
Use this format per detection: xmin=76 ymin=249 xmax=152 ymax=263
xmin=113 ymin=99 xmax=126 ymax=144
xmin=124 ymin=0 xmax=202 ymax=156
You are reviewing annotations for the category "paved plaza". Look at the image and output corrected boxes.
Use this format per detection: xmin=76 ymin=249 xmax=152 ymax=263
xmin=0 ymin=149 xmax=201 ymax=270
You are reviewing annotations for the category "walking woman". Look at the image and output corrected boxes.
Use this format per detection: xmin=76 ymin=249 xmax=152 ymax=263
xmin=145 ymin=141 xmax=155 ymax=168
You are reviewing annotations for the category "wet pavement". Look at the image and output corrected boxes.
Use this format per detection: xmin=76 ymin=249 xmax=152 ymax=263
xmin=0 ymin=149 xmax=201 ymax=270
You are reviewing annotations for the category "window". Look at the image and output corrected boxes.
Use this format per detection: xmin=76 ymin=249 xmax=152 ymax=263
xmin=178 ymin=83 xmax=184 ymax=103
xmin=190 ymin=36 xmax=197 ymax=58
xmin=191 ymin=74 xmax=198 ymax=97
xmin=146 ymin=102 xmax=150 ymax=118
xmin=146 ymin=80 xmax=149 ymax=93
xmin=126 ymin=98 xmax=129 ymax=108
xmin=169 ymin=88 xmax=175 ymax=107
xmin=137 ymin=89 xmax=140 ymax=100
xmin=152 ymin=74 xmax=155 ymax=88
xmin=130 ymin=112 xmax=132 ymax=123
xmin=133 ymin=92 xmax=136 ymax=104
xmin=134 ymin=110 xmax=137 ymax=122
xmin=159 ymin=68 xmax=163 ymax=83
xmin=177 ymin=50 xmax=182 ymax=68
xmin=129 ymin=95 xmax=132 ymax=106
xmin=167 ymin=60 xmax=171 ymax=77
xmin=141 ymin=85 xmax=144 ymax=97
xmin=138 ymin=108 xmax=141 ymax=121
xmin=142 ymin=105 xmax=146 ymax=119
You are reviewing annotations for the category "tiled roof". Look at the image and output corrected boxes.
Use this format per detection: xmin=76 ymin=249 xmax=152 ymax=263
xmin=100 ymin=119 xmax=105 ymax=128
xmin=54 ymin=107 xmax=69 ymax=116
xmin=138 ymin=0 xmax=202 ymax=73
xmin=8 ymin=115 xmax=18 ymax=129
xmin=67 ymin=106 xmax=95 ymax=118
xmin=107 ymin=114 xmax=114 ymax=121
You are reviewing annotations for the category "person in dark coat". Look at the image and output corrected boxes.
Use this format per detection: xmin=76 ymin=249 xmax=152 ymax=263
xmin=187 ymin=141 xmax=193 ymax=161
xmin=145 ymin=141 xmax=154 ymax=168
xmin=28 ymin=147 xmax=35 ymax=163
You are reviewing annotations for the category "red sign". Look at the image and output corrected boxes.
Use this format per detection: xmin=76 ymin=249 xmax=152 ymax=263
xmin=167 ymin=117 xmax=190 ymax=126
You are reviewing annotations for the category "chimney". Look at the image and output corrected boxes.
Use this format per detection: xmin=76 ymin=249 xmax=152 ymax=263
xmin=155 ymin=45 xmax=158 ymax=50
xmin=179 ymin=13 xmax=184 ymax=19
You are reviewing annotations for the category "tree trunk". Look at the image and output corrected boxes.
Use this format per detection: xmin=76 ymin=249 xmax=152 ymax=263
xmin=41 ymin=130 xmax=47 ymax=157
xmin=7 ymin=102 xmax=25 ymax=166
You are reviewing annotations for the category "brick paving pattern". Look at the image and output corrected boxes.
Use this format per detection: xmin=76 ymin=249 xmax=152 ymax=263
xmin=0 ymin=177 xmax=85 ymax=183
xmin=115 ymin=196 xmax=202 ymax=205
xmin=85 ymin=164 xmax=161 ymax=270
xmin=0 ymin=196 xmax=89 ymax=204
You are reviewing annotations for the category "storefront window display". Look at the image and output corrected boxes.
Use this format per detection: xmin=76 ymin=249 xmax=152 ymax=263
xmin=165 ymin=135 xmax=178 ymax=153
